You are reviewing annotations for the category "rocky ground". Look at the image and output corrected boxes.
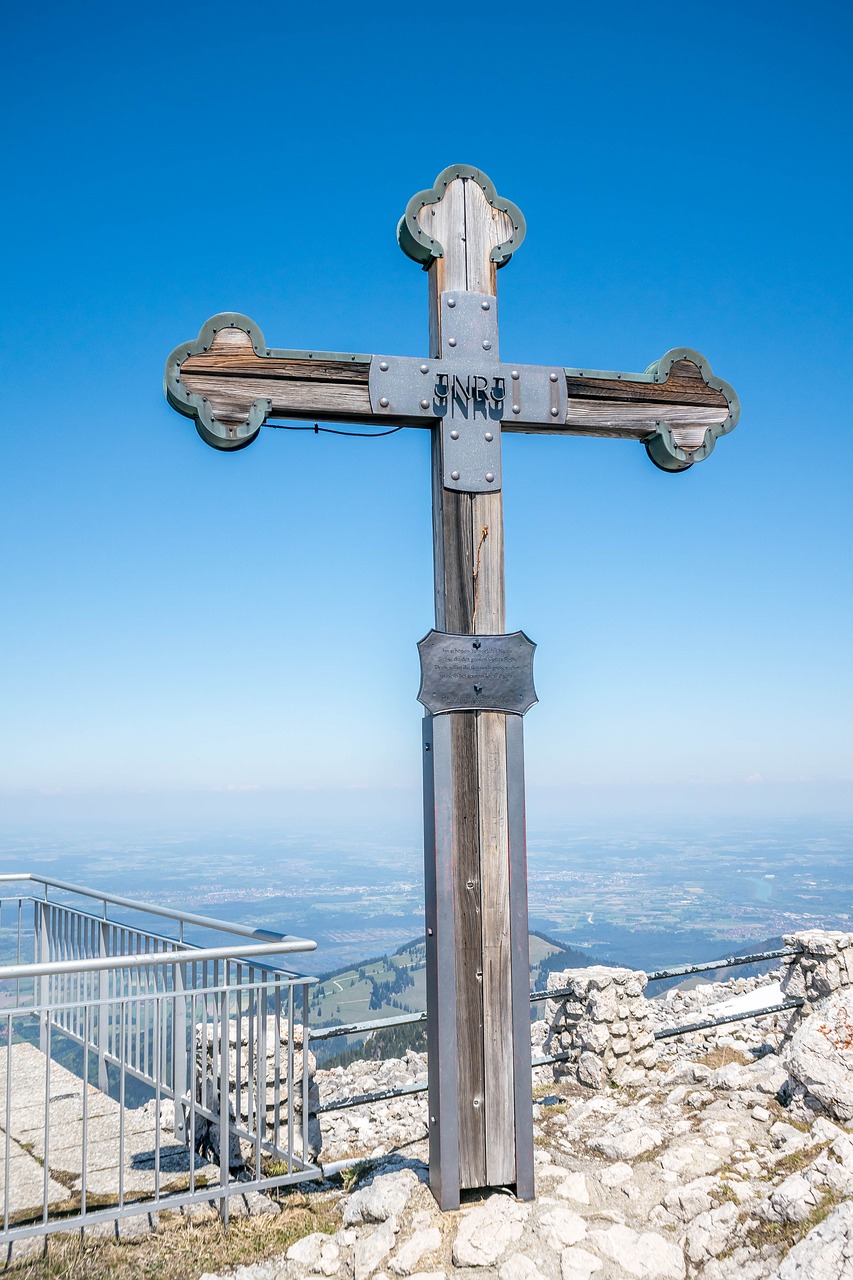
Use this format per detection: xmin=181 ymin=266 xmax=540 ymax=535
xmin=192 ymin=972 xmax=853 ymax=1280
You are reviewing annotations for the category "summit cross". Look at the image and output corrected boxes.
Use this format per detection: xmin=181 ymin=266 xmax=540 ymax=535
xmin=164 ymin=164 xmax=740 ymax=1209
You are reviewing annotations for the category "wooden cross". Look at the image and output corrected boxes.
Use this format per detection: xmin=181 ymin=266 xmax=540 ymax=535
xmin=164 ymin=164 xmax=739 ymax=1209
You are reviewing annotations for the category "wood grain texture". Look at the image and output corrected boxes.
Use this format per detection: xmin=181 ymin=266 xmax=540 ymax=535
xmin=426 ymin=176 xmax=515 ymax=1192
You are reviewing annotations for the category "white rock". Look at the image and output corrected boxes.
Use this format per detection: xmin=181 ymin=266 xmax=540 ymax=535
xmin=775 ymin=1199 xmax=853 ymax=1278
xmin=560 ymin=1246 xmax=603 ymax=1279
xmin=662 ymin=1175 xmax=716 ymax=1222
xmin=599 ymin=1161 xmax=633 ymax=1188
xmin=498 ymin=1254 xmax=550 ymax=1280
xmin=750 ymin=1105 xmax=770 ymax=1122
xmin=591 ymin=1126 xmax=662 ymax=1161
xmin=683 ymin=1202 xmax=738 ymax=1264
xmin=343 ymin=1170 xmax=418 ymax=1225
xmin=388 ymin=1228 xmax=442 ymax=1276
xmin=354 ymin=1218 xmax=398 ymax=1280
xmin=452 ymin=1197 xmax=529 ymax=1267
xmin=591 ymin=1224 xmax=685 ymax=1278
xmin=785 ymin=992 xmax=853 ymax=1121
xmin=540 ymin=1205 xmax=587 ymax=1249
xmin=555 ymin=1171 xmax=590 ymax=1204
xmin=764 ymin=1172 xmax=824 ymax=1224
xmin=286 ymin=1234 xmax=333 ymax=1269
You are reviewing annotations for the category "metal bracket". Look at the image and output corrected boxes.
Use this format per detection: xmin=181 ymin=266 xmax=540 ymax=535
xmin=369 ymin=292 xmax=566 ymax=492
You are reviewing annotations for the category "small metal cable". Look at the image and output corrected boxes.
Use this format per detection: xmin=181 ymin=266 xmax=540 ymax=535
xmin=266 ymin=421 xmax=406 ymax=439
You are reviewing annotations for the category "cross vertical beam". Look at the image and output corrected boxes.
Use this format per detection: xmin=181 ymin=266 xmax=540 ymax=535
xmin=421 ymin=174 xmax=533 ymax=1206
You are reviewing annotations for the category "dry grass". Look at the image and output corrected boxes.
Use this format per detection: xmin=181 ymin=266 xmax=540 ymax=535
xmin=696 ymin=1047 xmax=752 ymax=1069
xmin=5 ymin=1191 xmax=337 ymax=1280
xmin=744 ymin=1188 xmax=840 ymax=1253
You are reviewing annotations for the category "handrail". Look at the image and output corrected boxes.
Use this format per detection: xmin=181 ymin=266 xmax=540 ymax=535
xmin=0 ymin=939 xmax=316 ymax=980
xmin=0 ymin=873 xmax=303 ymax=945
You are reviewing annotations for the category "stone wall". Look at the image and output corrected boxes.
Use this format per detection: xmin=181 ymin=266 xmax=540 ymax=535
xmin=540 ymin=965 xmax=658 ymax=1088
xmin=781 ymin=930 xmax=853 ymax=1006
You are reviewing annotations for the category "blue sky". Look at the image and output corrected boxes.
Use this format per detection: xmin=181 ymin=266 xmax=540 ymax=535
xmin=2 ymin=0 xmax=851 ymax=833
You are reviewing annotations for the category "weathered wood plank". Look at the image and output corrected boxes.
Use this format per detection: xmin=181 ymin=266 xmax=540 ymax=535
xmin=478 ymin=708 xmax=514 ymax=1186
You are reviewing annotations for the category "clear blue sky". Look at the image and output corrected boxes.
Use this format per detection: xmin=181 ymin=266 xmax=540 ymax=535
xmin=2 ymin=0 xmax=851 ymax=834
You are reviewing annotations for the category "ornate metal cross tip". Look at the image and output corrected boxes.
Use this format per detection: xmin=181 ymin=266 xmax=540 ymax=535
xmin=163 ymin=163 xmax=740 ymax=479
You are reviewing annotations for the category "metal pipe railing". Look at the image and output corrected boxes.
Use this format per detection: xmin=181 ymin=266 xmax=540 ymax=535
xmin=0 ymin=873 xmax=299 ymax=944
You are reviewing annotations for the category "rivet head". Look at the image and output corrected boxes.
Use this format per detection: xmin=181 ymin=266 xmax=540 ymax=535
xmin=511 ymin=370 xmax=519 ymax=380
xmin=448 ymin=338 xmax=457 ymax=347
xmin=485 ymin=472 xmax=495 ymax=483
xmin=379 ymin=360 xmax=389 ymax=371
xmin=420 ymin=363 xmax=429 ymax=373
xmin=484 ymin=431 xmax=493 ymax=441
xmin=550 ymin=372 xmax=558 ymax=382
xmin=481 ymin=300 xmax=490 ymax=310
xmin=450 ymin=429 xmax=459 ymax=439
xmin=512 ymin=405 xmax=521 ymax=414
xmin=451 ymin=470 xmax=460 ymax=480
xmin=447 ymin=297 xmax=456 ymax=307
xmin=420 ymin=398 xmax=430 ymax=409
xmin=551 ymin=407 xmax=559 ymax=416
xmin=379 ymin=396 xmax=389 ymax=408
xmin=482 ymin=340 xmax=491 ymax=350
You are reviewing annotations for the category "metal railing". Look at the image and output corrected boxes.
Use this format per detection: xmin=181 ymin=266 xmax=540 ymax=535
xmin=312 ymin=945 xmax=802 ymax=1108
xmin=0 ymin=875 xmax=320 ymax=1245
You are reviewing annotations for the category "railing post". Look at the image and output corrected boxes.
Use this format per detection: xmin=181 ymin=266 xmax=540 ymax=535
xmin=37 ymin=901 xmax=50 ymax=1053
xmin=173 ymin=960 xmax=189 ymax=1142
xmin=97 ymin=918 xmax=109 ymax=1091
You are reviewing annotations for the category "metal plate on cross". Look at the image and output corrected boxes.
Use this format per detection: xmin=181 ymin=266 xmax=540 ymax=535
xmin=417 ymin=630 xmax=537 ymax=716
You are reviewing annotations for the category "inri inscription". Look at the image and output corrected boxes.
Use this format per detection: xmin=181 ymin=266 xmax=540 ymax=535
xmin=417 ymin=630 xmax=538 ymax=716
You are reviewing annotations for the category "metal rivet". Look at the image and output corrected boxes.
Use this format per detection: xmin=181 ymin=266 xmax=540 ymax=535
xmin=485 ymin=472 xmax=495 ymax=483
xmin=451 ymin=470 xmax=460 ymax=480
xmin=512 ymin=405 xmax=521 ymax=414
xmin=420 ymin=363 xmax=429 ymax=373
xmin=427 ymin=928 xmax=434 ymax=936
xmin=482 ymin=340 xmax=491 ymax=350
xmin=450 ymin=429 xmax=459 ymax=440
xmin=420 ymin=399 xmax=430 ymax=409
xmin=481 ymin=300 xmax=490 ymax=310
xmin=379 ymin=360 xmax=389 ymax=371
xmin=484 ymin=431 xmax=493 ymax=441
xmin=511 ymin=370 xmax=519 ymax=380
xmin=448 ymin=338 xmax=457 ymax=347
xmin=379 ymin=396 xmax=389 ymax=407
xmin=551 ymin=407 xmax=559 ymax=416
xmin=550 ymin=372 xmax=558 ymax=382
xmin=447 ymin=297 xmax=456 ymax=307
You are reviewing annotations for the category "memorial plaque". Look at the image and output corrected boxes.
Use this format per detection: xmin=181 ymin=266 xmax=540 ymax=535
xmin=417 ymin=630 xmax=538 ymax=715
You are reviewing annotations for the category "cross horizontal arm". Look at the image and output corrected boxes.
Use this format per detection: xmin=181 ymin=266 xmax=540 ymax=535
xmin=166 ymin=313 xmax=738 ymax=472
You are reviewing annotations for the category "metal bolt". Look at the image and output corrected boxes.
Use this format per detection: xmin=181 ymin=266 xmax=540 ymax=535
xmin=481 ymin=300 xmax=490 ymax=310
xmin=448 ymin=338 xmax=457 ymax=347
xmin=420 ymin=399 xmax=430 ymax=409
xmin=427 ymin=928 xmax=434 ymax=936
xmin=512 ymin=405 xmax=521 ymax=414
xmin=379 ymin=396 xmax=389 ymax=408
xmin=550 ymin=372 xmax=558 ymax=382
xmin=379 ymin=360 xmax=389 ymax=371
xmin=551 ymin=407 xmax=559 ymax=416
xmin=420 ymin=363 xmax=429 ymax=373
xmin=450 ymin=429 xmax=459 ymax=440
xmin=484 ymin=432 xmax=493 ymax=441
xmin=485 ymin=472 xmax=495 ymax=483
xmin=482 ymin=340 xmax=491 ymax=350
xmin=511 ymin=370 xmax=519 ymax=380
xmin=451 ymin=470 xmax=460 ymax=480
xmin=447 ymin=297 xmax=456 ymax=307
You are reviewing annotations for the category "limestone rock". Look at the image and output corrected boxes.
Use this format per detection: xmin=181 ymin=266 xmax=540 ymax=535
xmin=354 ymin=1218 xmax=398 ymax=1280
xmin=555 ymin=1170 xmax=590 ymax=1203
xmin=498 ymin=1253 xmax=550 ymax=1280
xmin=784 ymin=991 xmax=853 ymax=1121
xmin=560 ymin=1246 xmax=603 ymax=1279
xmin=774 ymin=1199 xmax=853 ymax=1278
xmin=343 ymin=1170 xmax=418 ymax=1225
xmin=388 ymin=1227 xmax=441 ymax=1275
xmin=591 ymin=1223 xmax=686 ymax=1278
xmin=452 ymin=1196 xmax=529 ymax=1268
xmin=540 ymin=1204 xmax=587 ymax=1249
xmin=682 ymin=1202 xmax=739 ymax=1264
